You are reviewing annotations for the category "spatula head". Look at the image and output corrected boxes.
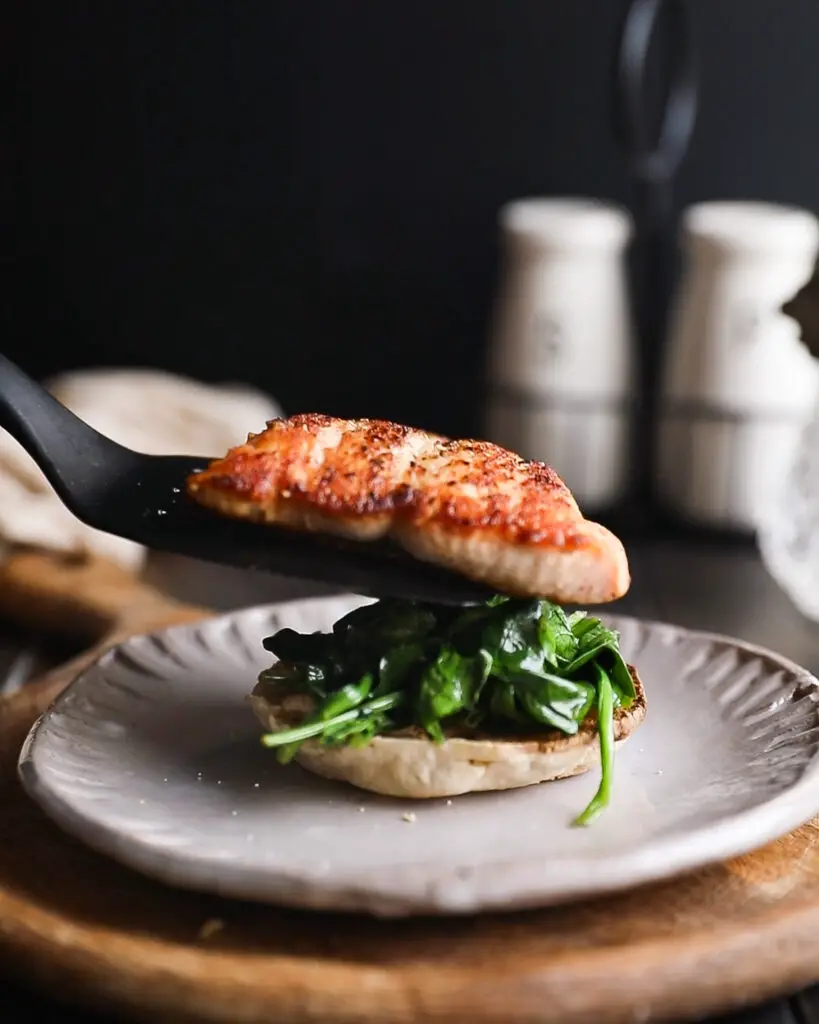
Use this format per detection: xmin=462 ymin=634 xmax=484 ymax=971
xmin=0 ymin=353 xmax=490 ymax=604
xmin=87 ymin=452 xmax=491 ymax=605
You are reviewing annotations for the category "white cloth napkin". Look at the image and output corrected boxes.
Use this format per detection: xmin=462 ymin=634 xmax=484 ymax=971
xmin=0 ymin=367 xmax=283 ymax=570
xmin=758 ymin=393 xmax=819 ymax=622
xmin=758 ymin=260 xmax=819 ymax=621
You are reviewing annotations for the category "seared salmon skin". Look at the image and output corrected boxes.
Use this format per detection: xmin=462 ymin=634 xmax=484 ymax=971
xmin=186 ymin=414 xmax=630 ymax=603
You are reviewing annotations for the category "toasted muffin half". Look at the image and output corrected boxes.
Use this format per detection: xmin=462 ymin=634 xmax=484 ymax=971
xmin=249 ymin=667 xmax=646 ymax=800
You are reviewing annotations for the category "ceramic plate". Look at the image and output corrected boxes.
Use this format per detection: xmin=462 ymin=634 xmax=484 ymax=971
xmin=18 ymin=595 xmax=819 ymax=917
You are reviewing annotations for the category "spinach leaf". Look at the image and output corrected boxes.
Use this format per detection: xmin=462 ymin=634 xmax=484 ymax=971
xmin=334 ymin=599 xmax=437 ymax=648
xmin=512 ymin=674 xmax=595 ymax=734
xmin=607 ymin=647 xmax=636 ymax=705
xmin=570 ymin=612 xmax=596 ymax=636
xmin=262 ymin=627 xmax=336 ymax=664
xmin=489 ymin=680 xmax=524 ymax=724
xmin=377 ymin=603 xmax=438 ymax=643
xmin=447 ymin=604 xmax=497 ymax=655
xmin=257 ymin=660 xmax=331 ymax=698
xmin=564 ymin=616 xmax=635 ymax=705
xmin=564 ymin=641 xmax=611 ymax=675
xmin=258 ymin=661 xmax=306 ymax=687
xmin=481 ymin=599 xmax=544 ymax=676
xmin=417 ymin=649 xmax=493 ymax=742
xmin=331 ymin=601 xmax=383 ymax=636
xmin=538 ymin=603 xmax=578 ymax=666
xmin=482 ymin=599 xmax=582 ymax=682
xmin=377 ymin=642 xmax=427 ymax=695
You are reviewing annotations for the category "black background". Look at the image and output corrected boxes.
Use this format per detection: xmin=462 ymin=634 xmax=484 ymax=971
xmin=5 ymin=0 xmax=819 ymax=440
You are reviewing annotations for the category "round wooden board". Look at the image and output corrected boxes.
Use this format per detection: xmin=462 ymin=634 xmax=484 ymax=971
xmin=0 ymin=553 xmax=818 ymax=1023
xmin=1 ymin=688 xmax=818 ymax=1024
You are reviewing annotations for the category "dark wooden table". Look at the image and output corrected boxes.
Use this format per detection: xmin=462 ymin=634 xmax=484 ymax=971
xmin=1 ymin=538 xmax=818 ymax=1023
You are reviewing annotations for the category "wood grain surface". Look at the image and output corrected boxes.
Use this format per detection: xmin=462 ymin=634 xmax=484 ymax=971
xmin=0 ymin=547 xmax=818 ymax=1024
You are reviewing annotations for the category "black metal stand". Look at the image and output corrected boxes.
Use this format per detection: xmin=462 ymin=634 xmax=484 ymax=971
xmin=613 ymin=0 xmax=698 ymax=516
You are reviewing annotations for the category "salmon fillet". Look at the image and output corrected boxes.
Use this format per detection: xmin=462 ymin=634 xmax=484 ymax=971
xmin=185 ymin=414 xmax=630 ymax=603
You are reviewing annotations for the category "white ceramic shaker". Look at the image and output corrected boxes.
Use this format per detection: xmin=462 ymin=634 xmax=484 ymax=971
xmin=484 ymin=198 xmax=636 ymax=513
xmin=656 ymin=201 xmax=819 ymax=532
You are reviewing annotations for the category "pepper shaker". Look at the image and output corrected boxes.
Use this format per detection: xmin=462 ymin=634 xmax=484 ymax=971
xmin=656 ymin=200 xmax=819 ymax=532
xmin=484 ymin=198 xmax=636 ymax=513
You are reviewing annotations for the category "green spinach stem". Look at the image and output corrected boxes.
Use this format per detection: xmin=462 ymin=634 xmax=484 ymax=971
xmin=261 ymin=692 xmax=404 ymax=748
xmin=574 ymin=665 xmax=614 ymax=827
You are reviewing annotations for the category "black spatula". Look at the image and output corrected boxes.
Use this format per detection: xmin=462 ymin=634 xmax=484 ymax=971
xmin=0 ymin=354 xmax=489 ymax=604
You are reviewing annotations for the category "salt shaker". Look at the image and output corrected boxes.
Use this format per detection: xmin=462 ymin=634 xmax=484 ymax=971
xmin=656 ymin=201 xmax=819 ymax=532
xmin=484 ymin=198 xmax=636 ymax=512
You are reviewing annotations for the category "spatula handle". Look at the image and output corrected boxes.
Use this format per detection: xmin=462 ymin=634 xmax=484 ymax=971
xmin=0 ymin=353 xmax=128 ymax=511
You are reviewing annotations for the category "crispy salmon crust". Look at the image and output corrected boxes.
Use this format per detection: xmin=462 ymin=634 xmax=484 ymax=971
xmin=186 ymin=414 xmax=630 ymax=603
